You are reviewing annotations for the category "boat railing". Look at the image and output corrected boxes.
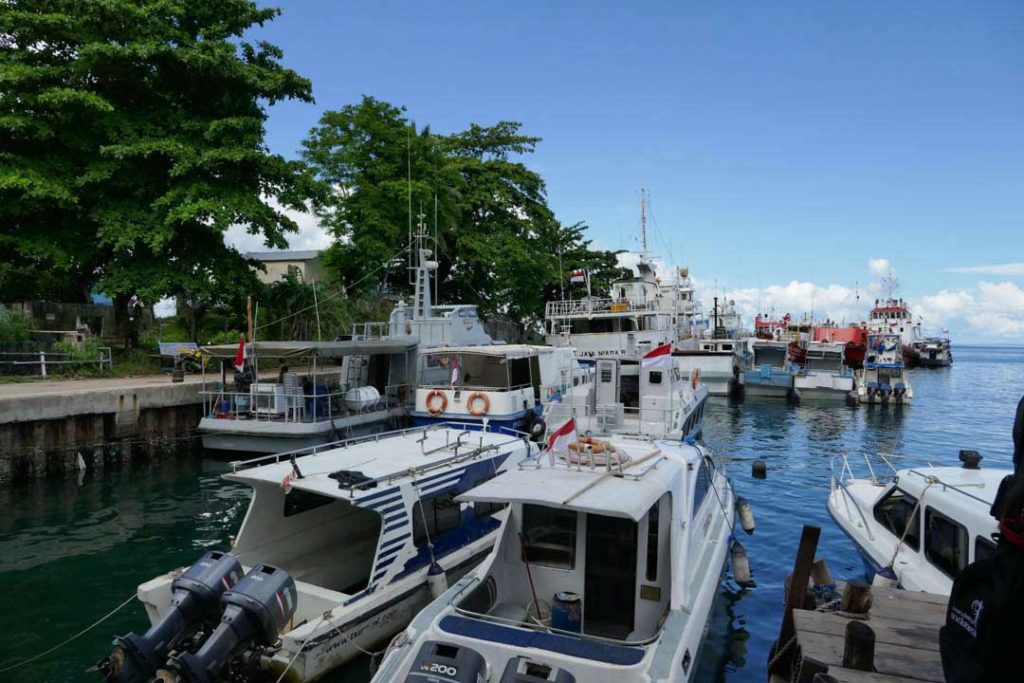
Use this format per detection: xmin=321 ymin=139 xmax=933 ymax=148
xmin=544 ymin=402 xmax=683 ymax=441
xmin=349 ymin=321 xmax=391 ymax=340
xmin=544 ymin=297 xmax=661 ymax=318
xmin=201 ymin=382 xmax=413 ymax=425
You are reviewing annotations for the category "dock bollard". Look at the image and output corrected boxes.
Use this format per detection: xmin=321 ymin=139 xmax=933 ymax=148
xmin=752 ymin=461 xmax=767 ymax=479
xmin=842 ymin=621 xmax=875 ymax=671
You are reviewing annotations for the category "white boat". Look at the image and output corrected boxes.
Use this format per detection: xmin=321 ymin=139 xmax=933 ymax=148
xmin=114 ymin=425 xmax=536 ymax=682
xmin=793 ymin=341 xmax=857 ymax=402
xmin=828 ymin=450 xmax=1003 ymax=595
xmin=856 ymin=333 xmax=913 ymax=404
xmin=673 ymin=338 xmax=749 ymax=397
xmin=372 ymin=348 xmax=737 ymax=683
xmin=914 ymin=336 xmax=953 ymax=368
xmin=742 ymin=340 xmax=797 ymax=400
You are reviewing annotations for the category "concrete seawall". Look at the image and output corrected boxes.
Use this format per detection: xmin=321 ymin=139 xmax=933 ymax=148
xmin=0 ymin=375 xmax=207 ymax=486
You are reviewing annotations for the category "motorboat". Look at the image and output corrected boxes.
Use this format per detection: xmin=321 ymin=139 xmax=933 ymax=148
xmin=672 ymin=297 xmax=752 ymax=397
xmin=856 ymin=333 xmax=913 ymax=404
xmin=793 ymin=341 xmax=857 ymax=402
xmin=828 ymin=449 xmax=1004 ymax=595
xmin=866 ymin=296 xmax=924 ymax=367
xmin=102 ymin=424 xmax=535 ymax=682
xmin=914 ymin=336 xmax=953 ymax=368
xmin=741 ymin=340 xmax=797 ymax=401
xmin=372 ymin=343 xmax=739 ymax=683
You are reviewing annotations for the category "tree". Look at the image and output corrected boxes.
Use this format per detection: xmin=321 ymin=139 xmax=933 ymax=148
xmin=0 ymin=1 xmax=322 ymax=341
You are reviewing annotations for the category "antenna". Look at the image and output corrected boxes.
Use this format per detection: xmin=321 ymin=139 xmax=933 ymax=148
xmin=407 ymin=127 xmax=414 ymax=283
xmin=433 ymin=192 xmax=439 ymax=307
xmin=640 ymin=188 xmax=648 ymax=253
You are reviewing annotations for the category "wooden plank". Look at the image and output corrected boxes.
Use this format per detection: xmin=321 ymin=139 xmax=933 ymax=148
xmin=835 ymin=580 xmax=950 ymax=607
xmin=827 ymin=666 xmax=936 ymax=683
xmin=796 ymin=631 xmax=944 ymax=682
xmin=794 ymin=610 xmax=940 ymax=652
xmin=865 ymin=596 xmax=947 ymax=627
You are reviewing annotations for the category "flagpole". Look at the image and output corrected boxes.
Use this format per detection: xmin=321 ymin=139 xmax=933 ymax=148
xmin=558 ymin=249 xmax=565 ymax=301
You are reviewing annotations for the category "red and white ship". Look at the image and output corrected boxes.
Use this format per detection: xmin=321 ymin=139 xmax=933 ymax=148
xmin=866 ymin=297 xmax=923 ymax=367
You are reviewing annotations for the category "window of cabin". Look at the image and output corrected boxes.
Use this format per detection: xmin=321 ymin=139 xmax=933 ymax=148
xmin=975 ymin=536 xmax=997 ymax=563
xmin=645 ymin=501 xmax=660 ymax=581
xmin=873 ymin=488 xmax=920 ymax=550
xmin=692 ymin=458 xmax=714 ymax=514
xmin=648 ymin=371 xmax=663 ymax=385
xmin=925 ymin=508 xmax=968 ymax=578
xmin=413 ymin=492 xmax=462 ymax=546
xmin=522 ymin=504 xmax=577 ymax=569
xmin=509 ymin=357 xmax=532 ymax=388
xmin=283 ymin=489 xmax=335 ymax=517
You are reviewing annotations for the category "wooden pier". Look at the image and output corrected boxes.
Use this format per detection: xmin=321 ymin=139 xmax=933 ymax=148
xmin=769 ymin=525 xmax=946 ymax=683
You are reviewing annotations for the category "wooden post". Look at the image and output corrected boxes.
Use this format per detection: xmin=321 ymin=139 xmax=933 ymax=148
xmin=810 ymin=558 xmax=832 ymax=586
xmin=842 ymin=621 xmax=875 ymax=671
xmin=841 ymin=580 xmax=873 ymax=615
xmin=769 ymin=525 xmax=821 ymax=677
xmin=246 ymin=296 xmax=253 ymax=342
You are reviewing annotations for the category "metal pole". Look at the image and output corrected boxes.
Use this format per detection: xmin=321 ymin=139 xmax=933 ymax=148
xmin=312 ymin=281 xmax=322 ymax=342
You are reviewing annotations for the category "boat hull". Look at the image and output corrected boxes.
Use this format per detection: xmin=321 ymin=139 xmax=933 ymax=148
xmin=198 ymin=407 xmax=406 ymax=453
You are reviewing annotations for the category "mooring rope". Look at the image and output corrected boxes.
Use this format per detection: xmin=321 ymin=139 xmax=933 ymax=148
xmin=0 ymin=593 xmax=137 ymax=673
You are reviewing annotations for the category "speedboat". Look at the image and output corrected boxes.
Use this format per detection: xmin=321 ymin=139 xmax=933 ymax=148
xmin=914 ymin=336 xmax=953 ymax=367
xmin=856 ymin=333 xmax=913 ymax=404
xmin=101 ymin=424 xmax=536 ymax=683
xmin=827 ymin=450 xmax=1003 ymax=595
xmin=371 ymin=346 xmax=739 ymax=683
xmin=793 ymin=341 xmax=857 ymax=402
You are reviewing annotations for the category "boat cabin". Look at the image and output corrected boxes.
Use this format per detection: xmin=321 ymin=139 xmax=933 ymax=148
xmin=801 ymin=341 xmax=849 ymax=376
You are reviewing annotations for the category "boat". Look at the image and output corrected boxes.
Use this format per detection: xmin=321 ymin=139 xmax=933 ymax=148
xmin=742 ymin=340 xmax=797 ymax=401
xmin=371 ymin=341 xmax=738 ymax=683
xmin=827 ymin=449 xmax=1003 ymax=594
xmin=793 ymin=341 xmax=857 ymax=402
xmin=814 ymin=322 xmax=869 ymax=370
xmin=671 ymin=297 xmax=752 ymax=397
xmin=856 ymin=333 xmax=913 ymax=404
xmin=866 ymin=297 xmax=924 ymax=367
xmin=100 ymin=424 xmax=536 ymax=683
xmin=913 ymin=336 xmax=953 ymax=368
xmin=411 ymin=345 xmax=590 ymax=435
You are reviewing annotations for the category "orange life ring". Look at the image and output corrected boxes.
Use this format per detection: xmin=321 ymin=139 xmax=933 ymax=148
xmin=467 ymin=391 xmax=490 ymax=416
xmin=426 ymin=389 xmax=448 ymax=415
xmin=568 ymin=436 xmax=608 ymax=454
xmin=691 ymin=368 xmax=700 ymax=389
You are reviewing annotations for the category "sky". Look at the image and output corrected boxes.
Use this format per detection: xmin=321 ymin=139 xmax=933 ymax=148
xmin=229 ymin=0 xmax=1024 ymax=342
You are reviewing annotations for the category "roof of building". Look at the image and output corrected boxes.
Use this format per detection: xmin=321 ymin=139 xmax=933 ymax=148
xmin=245 ymin=250 xmax=322 ymax=262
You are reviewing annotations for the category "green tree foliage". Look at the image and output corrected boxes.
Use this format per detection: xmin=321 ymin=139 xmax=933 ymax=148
xmin=302 ymin=97 xmax=619 ymax=324
xmin=0 ymin=0 xmax=321 ymax=332
xmin=0 ymin=307 xmax=32 ymax=342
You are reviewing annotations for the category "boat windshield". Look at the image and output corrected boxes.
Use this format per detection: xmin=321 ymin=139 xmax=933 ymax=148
xmin=419 ymin=352 xmax=532 ymax=390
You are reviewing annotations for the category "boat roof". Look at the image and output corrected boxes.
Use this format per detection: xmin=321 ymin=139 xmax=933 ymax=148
xmin=422 ymin=344 xmax=556 ymax=358
xmin=458 ymin=439 xmax=693 ymax=522
xmin=896 ymin=465 xmax=1009 ymax=506
xmin=202 ymin=339 xmax=415 ymax=359
xmin=225 ymin=426 xmax=523 ymax=498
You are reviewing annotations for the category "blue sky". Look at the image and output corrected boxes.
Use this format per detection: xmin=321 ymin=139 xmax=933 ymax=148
xmin=238 ymin=1 xmax=1024 ymax=341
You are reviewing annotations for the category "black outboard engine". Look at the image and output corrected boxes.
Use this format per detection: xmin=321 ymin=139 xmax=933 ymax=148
xmin=97 ymin=551 xmax=242 ymax=683
xmin=164 ymin=564 xmax=296 ymax=683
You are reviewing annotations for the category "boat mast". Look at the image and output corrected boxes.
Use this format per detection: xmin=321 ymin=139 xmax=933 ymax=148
xmin=640 ymin=188 xmax=648 ymax=254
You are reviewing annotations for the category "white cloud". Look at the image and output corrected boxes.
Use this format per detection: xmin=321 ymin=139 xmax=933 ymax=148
xmin=868 ymin=258 xmax=892 ymax=278
xmin=700 ymin=280 xmax=865 ymax=327
xmin=224 ymin=199 xmax=331 ymax=254
xmin=946 ymin=263 xmax=1024 ymax=276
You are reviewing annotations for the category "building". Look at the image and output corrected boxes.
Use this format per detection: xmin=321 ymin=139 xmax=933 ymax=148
xmin=245 ymin=250 xmax=325 ymax=284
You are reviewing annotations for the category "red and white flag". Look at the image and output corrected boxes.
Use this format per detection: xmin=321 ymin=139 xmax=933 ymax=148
xmin=233 ymin=334 xmax=247 ymax=372
xmin=547 ymin=417 xmax=577 ymax=452
xmin=569 ymin=269 xmax=587 ymax=284
xmin=641 ymin=342 xmax=673 ymax=368
xmin=281 ymin=471 xmax=295 ymax=493
xmin=449 ymin=356 xmax=459 ymax=387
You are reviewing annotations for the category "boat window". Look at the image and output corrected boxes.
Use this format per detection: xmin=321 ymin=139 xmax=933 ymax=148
xmin=413 ymin=492 xmax=462 ymax=546
xmin=509 ymin=357 xmax=532 ymax=388
xmin=283 ymin=489 xmax=335 ymax=517
xmin=873 ymin=488 xmax=920 ymax=550
xmin=600 ymin=365 xmax=614 ymax=383
xmin=974 ymin=536 xmax=997 ymax=563
xmin=722 ymin=344 xmax=733 ymax=351
xmin=521 ymin=504 xmax=577 ymax=569
xmin=925 ymin=507 xmax=969 ymax=578
xmin=645 ymin=501 xmax=660 ymax=581
xmin=648 ymin=371 xmax=663 ymax=385
xmin=692 ymin=457 xmax=714 ymax=514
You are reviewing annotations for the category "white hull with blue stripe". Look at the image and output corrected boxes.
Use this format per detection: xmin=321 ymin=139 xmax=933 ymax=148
xmin=133 ymin=425 xmax=536 ymax=682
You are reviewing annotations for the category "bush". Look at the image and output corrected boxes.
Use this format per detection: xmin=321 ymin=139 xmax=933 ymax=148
xmin=0 ymin=308 xmax=32 ymax=343
xmin=52 ymin=338 xmax=107 ymax=377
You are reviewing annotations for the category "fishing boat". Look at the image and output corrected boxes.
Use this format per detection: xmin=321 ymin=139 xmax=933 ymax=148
xmin=914 ymin=336 xmax=953 ymax=368
xmin=866 ymin=297 xmax=924 ymax=367
xmin=371 ymin=343 xmax=739 ymax=683
xmin=742 ymin=340 xmax=797 ymax=401
xmin=827 ymin=450 xmax=1003 ymax=595
xmin=856 ymin=333 xmax=913 ymax=405
xmin=412 ymin=345 xmax=589 ymax=436
xmin=814 ymin=321 xmax=869 ymax=369
xmin=792 ymin=341 xmax=857 ymax=402
xmin=100 ymin=424 xmax=536 ymax=683
xmin=671 ymin=297 xmax=752 ymax=397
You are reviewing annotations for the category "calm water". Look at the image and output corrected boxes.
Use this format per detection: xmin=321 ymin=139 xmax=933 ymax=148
xmin=1 ymin=345 xmax=1020 ymax=682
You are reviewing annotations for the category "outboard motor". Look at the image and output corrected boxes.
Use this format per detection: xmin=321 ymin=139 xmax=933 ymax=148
xmin=403 ymin=641 xmax=487 ymax=683
xmin=163 ymin=564 xmax=296 ymax=683
xmin=96 ymin=551 xmax=242 ymax=683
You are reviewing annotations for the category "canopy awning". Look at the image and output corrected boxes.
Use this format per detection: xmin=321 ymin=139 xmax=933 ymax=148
xmin=201 ymin=339 xmax=416 ymax=359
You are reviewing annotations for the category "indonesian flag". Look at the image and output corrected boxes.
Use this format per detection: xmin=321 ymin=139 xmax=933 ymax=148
xmin=281 ymin=471 xmax=295 ymax=493
xmin=450 ymin=356 xmax=459 ymax=387
xmin=641 ymin=342 xmax=673 ymax=368
xmin=547 ymin=417 xmax=577 ymax=452
xmin=233 ymin=334 xmax=247 ymax=372
xmin=570 ymin=269 xmax=587 ymax=284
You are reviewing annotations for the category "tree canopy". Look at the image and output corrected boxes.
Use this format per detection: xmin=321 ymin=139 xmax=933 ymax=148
xmin=0 ymin=0 xmax=320 ymax=327
xmin=301 ymin=96 xmax=620 ymax=324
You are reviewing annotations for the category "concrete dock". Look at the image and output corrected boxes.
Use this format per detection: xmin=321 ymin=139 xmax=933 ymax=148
xmin=0 ymin=374 xmax=206 ymax=486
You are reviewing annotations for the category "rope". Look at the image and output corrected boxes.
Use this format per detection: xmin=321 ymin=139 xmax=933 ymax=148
xmin=0 ymin=593 xmax=137 ymax=673
xmin=766 ymin=634 xmax=797 ymax=674
xmin=273 ymin=611 xmax=333 ymax=683
xmin=887 ymin=477 xmax=937 ymax=568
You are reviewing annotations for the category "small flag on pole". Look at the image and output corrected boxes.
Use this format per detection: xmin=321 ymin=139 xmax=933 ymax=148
xmin=233 ymin=334 xmax=247 ymax=372
xmin=547 ymin=417 xmax=577 ymax=452
xmin=569 ymin=269 xmax=587 ymax=284
xmin=641 ymin=342 xmax=673 ymax=368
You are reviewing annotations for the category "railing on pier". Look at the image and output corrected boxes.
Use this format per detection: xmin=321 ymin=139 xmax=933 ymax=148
xmin=0 ymin=348 xmax=113 ymax=377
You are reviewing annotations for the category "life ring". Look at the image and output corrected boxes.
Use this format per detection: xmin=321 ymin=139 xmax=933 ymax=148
xmin=568 ymin=436 xmax=609 ymax=454
xmin=467 ymin=391 xmax=490 ymax=416
xmin=691 ymin=368 xmax=700 ymax=389
xmin=426 ymin=390 xmax=448 ymax=415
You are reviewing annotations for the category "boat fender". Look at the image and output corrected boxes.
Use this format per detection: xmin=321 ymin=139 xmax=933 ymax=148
xmin=528 ymin=418 xmax=546 ymax=443
xmin=731 ymin=541 xmax=755 ymax=587
xmin=787 ymin=387 xmax=801 ymax=405
xmin=426 ymin=390 xmax=447 ymax=415
xmin=872 ymin=566 xmax=899 ymax=589
xmin=467 ymin=392 xmax=490 ymax=417
xmin=691 ymin=368 xmax=700 ymax=389
xmin=736 ymin=497 xmax=756 ymax=535
xmin=427 ymin=562 xmax=448 ymax=599
xmin=752 ymin=460 xmax=768 ymax=479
